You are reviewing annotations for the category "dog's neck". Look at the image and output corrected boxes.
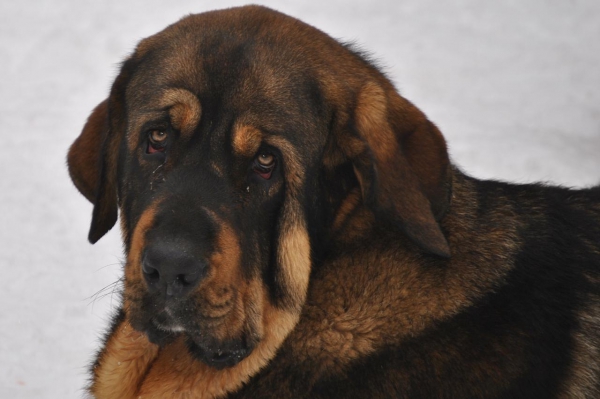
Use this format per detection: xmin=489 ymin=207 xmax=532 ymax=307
xmin=281 ymin=168 xmax=522 ymax=382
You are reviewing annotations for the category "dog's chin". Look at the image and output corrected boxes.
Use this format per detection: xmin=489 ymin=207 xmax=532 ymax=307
xmin=140 ymin=318 xmax=182 ymax=347
xmin=186 ymin=336 xmax=252 ymax=370
xmin=136 ymin=318 xmax=253 ymax=369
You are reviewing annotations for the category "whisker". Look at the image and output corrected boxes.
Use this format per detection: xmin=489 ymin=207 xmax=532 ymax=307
xmin=94 ymin=262 xmax=123 ymax=272
xmin=109 ymin=277 xmax=124 ymax=308
xmin=87 ymin=278 xmax=124 ymax=310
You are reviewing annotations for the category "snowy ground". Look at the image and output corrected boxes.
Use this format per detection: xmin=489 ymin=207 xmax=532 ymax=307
xmin=1 ymin=0 xmax=599 ymax=397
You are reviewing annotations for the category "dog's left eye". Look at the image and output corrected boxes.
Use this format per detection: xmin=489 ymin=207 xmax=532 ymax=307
xmin=253 ymin=153 xmax=276 ymax=179
xmin=147 ymin=130 xmax=168 ymax=154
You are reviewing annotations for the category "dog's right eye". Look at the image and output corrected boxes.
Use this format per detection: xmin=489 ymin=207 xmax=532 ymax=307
xmin=253 ymin=152 xmax=276 ymax=179
xmin=147 ymin=130 xmax=168 ymax=154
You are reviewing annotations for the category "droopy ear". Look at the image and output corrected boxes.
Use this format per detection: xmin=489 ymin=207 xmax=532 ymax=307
xmin=342 ymin=82 xmax=452 ymax=257
xmin=67 ymin=100 xmax=118 ymax=244
xmin=68 ymin=101 xmax=108 ymax=202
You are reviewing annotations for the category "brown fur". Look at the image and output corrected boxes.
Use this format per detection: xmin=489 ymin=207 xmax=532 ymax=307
xmin=69 ymin=6 xmax=600 ymax=399
xmin=67 ymin=100 xmax=108 ymax=202
xmin=94 ymin=290 xmax=299 ymax=399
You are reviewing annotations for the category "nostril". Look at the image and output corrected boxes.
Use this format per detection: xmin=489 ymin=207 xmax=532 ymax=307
xmin=142 ymin=262 xmax=157 ymax=276
xmin=181 ymin=269 xmax=202 ymax=285
xmin=142 ymin=262 xmax=160 ymax=287
xmin=141 ymin=243 xmax=207 ymax=297
xmin=146 ymin=267 xmax=160 ymax=280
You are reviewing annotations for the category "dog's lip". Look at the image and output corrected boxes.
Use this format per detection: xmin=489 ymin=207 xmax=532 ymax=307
xmin=187 ymin=338 xmax=252 ymax=369
xmin=150 ymin=307 xmax=187 ymax=333
xmin=151 ymin=316 xmax=186 ymax=333
xmin=207 ymin=347 xmax=249 ymax=368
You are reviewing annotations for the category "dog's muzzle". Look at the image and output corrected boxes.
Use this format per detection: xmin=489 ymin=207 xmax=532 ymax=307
xmin=142 ymin=237 xmax=208 ymax=299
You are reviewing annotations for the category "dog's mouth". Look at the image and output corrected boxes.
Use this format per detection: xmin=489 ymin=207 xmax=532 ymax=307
xmin=150 ymin=306 xmax=186 ymax=331
xmin=186 ymin=336 xmax=252 ymax=369
xmin=152 ymin=316 xmax=186 ymax=333
xmin=139 ymin=313 xmax=182 ymax=347
xmin=133 ymin=306 xmax=253 ymax=369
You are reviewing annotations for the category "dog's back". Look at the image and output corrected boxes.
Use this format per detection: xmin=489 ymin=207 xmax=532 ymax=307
xmin=407 ymin=172 xmax=600 ymax=398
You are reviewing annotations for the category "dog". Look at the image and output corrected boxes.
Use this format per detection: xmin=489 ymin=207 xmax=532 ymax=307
xmin=67 ymin=5 xmax=600 ymax=398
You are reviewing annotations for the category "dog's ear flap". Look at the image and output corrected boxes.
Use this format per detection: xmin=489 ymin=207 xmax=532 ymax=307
xmin=68 ymin=100 xmax=108 ymax=203
xmin=67 ymin=100 xmax=118 ymax=244
xmin=343 ymin=82 xmax=452 ymax=257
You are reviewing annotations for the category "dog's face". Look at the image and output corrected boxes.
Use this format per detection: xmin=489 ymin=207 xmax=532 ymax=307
xmin=68 ymin=6 xmax=452 ymax=373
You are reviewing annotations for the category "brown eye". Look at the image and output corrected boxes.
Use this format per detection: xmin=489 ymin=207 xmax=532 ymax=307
xmin=257 ymin=153 xmax=274 ymax=167
xmin=149 ymin=130 xmax=167 ymax=144
xmin=253 ymin=152 xmax=276 ymax=179
xmin=147 ymin=130 xmax=167 ymax=154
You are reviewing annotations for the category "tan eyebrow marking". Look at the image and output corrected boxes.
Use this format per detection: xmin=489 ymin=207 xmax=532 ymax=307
xmin=127 ymin=88 xmax=202 ymax=152
xmin=232 ymin=125 xmax=263 ymax=157
xmin=160 ymin=88 xmax=202 ymax=138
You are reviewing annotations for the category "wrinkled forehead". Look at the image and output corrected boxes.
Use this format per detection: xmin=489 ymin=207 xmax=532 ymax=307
xmin=122 ymin=19 xmax=331 ymax=155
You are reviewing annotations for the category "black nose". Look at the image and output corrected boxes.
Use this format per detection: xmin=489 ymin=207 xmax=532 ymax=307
xmin=142 ymin=239 xmax=207 ymax=298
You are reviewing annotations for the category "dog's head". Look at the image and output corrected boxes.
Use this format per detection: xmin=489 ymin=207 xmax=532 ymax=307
xmin=68 ymin=5 xmax=451 ymax=372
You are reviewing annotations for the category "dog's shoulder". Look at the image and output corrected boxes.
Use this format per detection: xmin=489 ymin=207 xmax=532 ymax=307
xmin=230 ymin=169 xmax=600 ymax=399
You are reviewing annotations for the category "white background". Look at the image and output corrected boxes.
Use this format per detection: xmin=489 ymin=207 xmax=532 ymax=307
xmin=1 ymin=0 xmax=599 ymax=397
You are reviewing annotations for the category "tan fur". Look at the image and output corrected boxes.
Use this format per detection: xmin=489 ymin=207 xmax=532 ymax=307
xmin=93 ymin=284 xmax=299 ymax=399
xmin=232 ymin=125 xmax=263 ymax=157
xmin=354 ymin=82 xmax=397 ymax=165
xmin=163 ymin=89 xmax=202 ymax=138
xmin=91 ymin=322 xmax=159 ymax=399
xmin=126 ymin=88 xmax=201 ymax=151
xmin=198 ymin=215 xmax=244 ymax=340
xmin=96 ymin=208 xmax=305 ymax=398
xmin=253 ymin=135 xmax=312 ymax=312
xmin=331 ymin=187 xmax=362 ymax=232
xmin=277 ymin=204 xmax=312 ymax=311
xmin=134 ymin=293 xmax=298 ymax=399
xmin=123 ymin=203 xmax=161 ymax=318
xmin=210 ymin=161 xmax=224 ymax=177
